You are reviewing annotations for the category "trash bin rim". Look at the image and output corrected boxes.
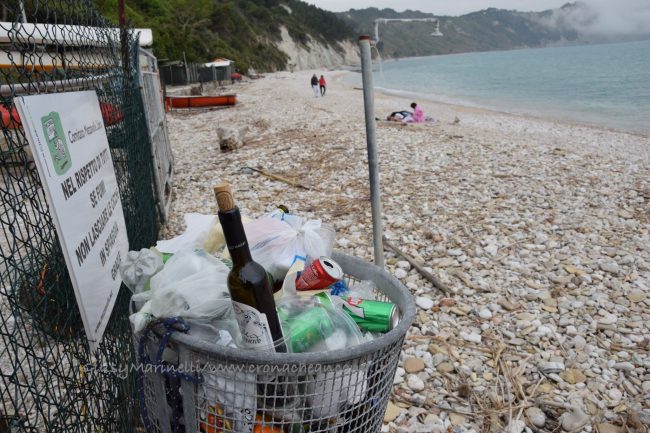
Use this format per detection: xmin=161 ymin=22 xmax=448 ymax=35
xmin=141 ymin=252 xmax=416 ymax=365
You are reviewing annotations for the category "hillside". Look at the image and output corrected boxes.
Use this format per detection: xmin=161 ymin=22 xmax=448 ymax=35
xmin=339 ymin=6 xmax=582 ymax=59
xmin=93 ymin=0 xmax=356 ymax=72
xmin=341 ymin=3 xmax=650 ymax=59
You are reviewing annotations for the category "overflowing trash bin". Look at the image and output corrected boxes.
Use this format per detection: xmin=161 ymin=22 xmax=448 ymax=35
xmin=128 ymin=186 xmax=416 ymax=433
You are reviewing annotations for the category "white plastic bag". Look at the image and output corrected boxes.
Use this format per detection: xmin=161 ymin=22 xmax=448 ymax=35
xmin=130 ymin=249 xmax=231 ymax=332
xmin=243 ymin=216 xmax=333 ymax=281
xmin=119 ymin=248 xmax=164 ymax=294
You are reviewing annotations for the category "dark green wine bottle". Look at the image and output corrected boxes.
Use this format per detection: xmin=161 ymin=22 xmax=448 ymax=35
xmin=214 ymin=183 xmax=286 ymax=352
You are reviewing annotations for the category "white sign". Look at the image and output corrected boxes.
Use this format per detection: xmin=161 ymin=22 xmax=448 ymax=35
xmin=16 ymin=91 xmax=129 ymax=351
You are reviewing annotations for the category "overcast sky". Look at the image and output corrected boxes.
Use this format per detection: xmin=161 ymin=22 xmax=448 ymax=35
xmin=302 ymin=0 xmax=645 ymax=17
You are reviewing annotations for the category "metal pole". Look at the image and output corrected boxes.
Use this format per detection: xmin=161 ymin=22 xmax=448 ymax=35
xmin=19 ymin=0 xmax=27 ymax=23
xmin=118 ymin=0 xmax=130 ymax=79
xmin=358 ymin=35 xmax=384 ymax=268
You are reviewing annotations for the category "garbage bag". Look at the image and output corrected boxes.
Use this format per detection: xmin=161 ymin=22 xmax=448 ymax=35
xmin=130 ymin=249 xmax=231 ymax=332
xmin=119 ymin=248 xmax=164 ymax=294
xmin=242 ymin=216 xmax=334 ymax=282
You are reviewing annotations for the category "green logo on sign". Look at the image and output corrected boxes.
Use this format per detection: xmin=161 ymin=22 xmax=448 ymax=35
xmin=41 ymin=112 xmax=71 ymax=175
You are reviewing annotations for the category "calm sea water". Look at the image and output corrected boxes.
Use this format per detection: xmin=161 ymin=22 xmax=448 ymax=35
xmin=353 ymin=40 xmax=650 ymax=134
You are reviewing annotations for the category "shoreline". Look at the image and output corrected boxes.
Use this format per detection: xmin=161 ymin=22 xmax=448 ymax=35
xmin=335 ymin=69 xmax=650 ymax=139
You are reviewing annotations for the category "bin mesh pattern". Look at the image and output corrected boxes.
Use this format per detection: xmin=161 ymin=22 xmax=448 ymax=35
xmin=137 ymin=272 xmax=406 ymax=433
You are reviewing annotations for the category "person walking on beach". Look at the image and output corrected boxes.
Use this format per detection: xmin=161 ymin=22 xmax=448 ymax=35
xmin=403 ymin=102 xmax=425 ymax=123
xmin=319 ymin=75 xmax=327 ymax=96
xmin=311 ymin=74 xmax=319 ymax=97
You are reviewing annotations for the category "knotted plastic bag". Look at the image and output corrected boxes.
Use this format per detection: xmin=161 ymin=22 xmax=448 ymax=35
xmin=242 ymin=216 xmax=333 ymax=282
xmin=130 ymin=249 xmax=231 ymax=332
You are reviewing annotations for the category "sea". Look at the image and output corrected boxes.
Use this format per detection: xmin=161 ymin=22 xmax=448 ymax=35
xmin=348 ymin=40 xmax=650 ymax=135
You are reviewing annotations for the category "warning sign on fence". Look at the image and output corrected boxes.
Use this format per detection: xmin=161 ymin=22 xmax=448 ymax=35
xmin=16 ymin=91 xmax=129 ymax=351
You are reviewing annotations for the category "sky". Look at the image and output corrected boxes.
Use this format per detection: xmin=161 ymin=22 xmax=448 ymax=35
xmin=302 ymin=0 xmax=650 ymax=35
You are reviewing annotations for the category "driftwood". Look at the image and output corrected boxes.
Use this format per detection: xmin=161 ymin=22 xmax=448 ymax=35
xmin=383 ymin=236 xmax=451 ymax=294
xmin=242 ymin=166 xmax=310 ymax=190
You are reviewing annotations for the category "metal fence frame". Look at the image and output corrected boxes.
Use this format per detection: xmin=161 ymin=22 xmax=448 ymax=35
xmin=137 ymin=47 xmax=174 ymax=224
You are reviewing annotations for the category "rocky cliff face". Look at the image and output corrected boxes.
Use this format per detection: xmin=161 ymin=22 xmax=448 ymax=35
xmin=276 ymin=26 xmax=359 ymax=71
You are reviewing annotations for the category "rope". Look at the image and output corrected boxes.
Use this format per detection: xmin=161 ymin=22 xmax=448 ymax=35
xmin=137 ymin=317 xmax=202 ymax=433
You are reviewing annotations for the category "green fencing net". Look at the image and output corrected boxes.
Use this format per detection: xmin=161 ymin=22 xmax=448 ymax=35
xmin=1 ymin=1 xmax=159 ymax=431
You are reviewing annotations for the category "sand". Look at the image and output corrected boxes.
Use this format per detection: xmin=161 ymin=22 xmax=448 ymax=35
xmin=165 ymin=69 xmax=650 ymax=431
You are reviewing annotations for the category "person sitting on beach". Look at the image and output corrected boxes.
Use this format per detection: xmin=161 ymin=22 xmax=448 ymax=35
xmin=386 ymin=111 xmax=413 ymax=122
xmin=403 ymin=102 xmax=424 ymax=123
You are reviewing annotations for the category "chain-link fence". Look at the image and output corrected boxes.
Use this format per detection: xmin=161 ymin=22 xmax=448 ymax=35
xmin=1 ymin=1 xmax=160 ymax=431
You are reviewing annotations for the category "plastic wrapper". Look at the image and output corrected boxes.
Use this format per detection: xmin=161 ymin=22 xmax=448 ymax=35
xmin=346 ymin=280 xmax=377 ymax=300
xmin=119 ymin=248 xmax=163 ymax=294
xmin=202 ymin=370 xmax=256 ymax=433
xmin=129 ymin=249 xmax=231 ymax=332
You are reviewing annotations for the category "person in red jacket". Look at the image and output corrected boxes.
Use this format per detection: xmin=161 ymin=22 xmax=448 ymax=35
xmin=319 ymin=75 xmax=327 ymax=96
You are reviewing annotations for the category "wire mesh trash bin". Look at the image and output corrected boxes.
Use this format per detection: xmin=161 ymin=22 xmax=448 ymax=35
xmin=133 ymin=252 xmax=416 ymax=433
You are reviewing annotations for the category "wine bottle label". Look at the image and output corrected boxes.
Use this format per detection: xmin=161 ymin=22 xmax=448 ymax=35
xmin=232 ymin=301 xmax=275 ymax=351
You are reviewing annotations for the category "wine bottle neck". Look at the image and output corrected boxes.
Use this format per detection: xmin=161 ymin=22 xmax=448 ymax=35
xmin=218 ymin=207 xmax=252 ymax=265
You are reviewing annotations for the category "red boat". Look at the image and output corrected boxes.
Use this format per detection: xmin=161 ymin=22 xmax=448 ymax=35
xmin=1 ymin=102 xmax=123 ymax=129
xmin=0 ymin=105 xmax=21 ymax=129
xmin=164 ymin=94 xmax=236 ymax=110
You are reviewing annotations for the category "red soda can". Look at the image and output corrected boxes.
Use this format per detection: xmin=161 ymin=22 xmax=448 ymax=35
xmin=295 ymin=256 xmax=343 ymax=291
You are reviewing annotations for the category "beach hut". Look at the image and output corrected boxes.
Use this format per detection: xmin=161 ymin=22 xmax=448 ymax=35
xmin=201 ymin=58 xmax=233 ymax=83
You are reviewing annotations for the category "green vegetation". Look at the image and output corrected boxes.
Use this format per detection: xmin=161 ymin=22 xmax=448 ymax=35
xmin=93 ymin=0 xmax=356 ymax=72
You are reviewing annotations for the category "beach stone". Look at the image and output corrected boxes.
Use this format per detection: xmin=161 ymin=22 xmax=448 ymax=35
xmin=629 ymin=290 xmax=646 ymax=303
xmin=436 ymin=362 xmax=454 ymax=373
xmin=396 ymin=260 xmax=411 ymax=270
xmin=416 ymin=296 xmax=434 ymax=310
xmin=439 ymin=298 xmax=455 ymax=307
xmin=384 ymin=402 xmax=401 ymax=422
xmin=600 ymin=314 xmax=618 ymax=326
xmin=447 ymin=248 xmax=462 ymax=256
xmin=449 ymin=413 xmax=465 ymax=426
xmin=483 ymin=371 xmax=494 ymax=381
xmin=507 ymin=420 xmax=526 ymax=433
xmin=460 ymin=331 xmax=482 ymax=343
xmin=599 ymin=261 xmax=620 ymax=274
xmin=596 ymin=424 xmax=621 ymax=433
xmin=613 ymin=362 xmax=634 ymax=372
xmin=539 ymin=361 xmax=565 ymax=374
xmin=608 ymin=388 xmax=622 ymax=403
xmin=407 ymin=374 xmax=425 ymax=392
xmin=478 ymin=308 xmax=493 ymax=319
xmin=404 ymin=357 xmax=425 ymax=373
xmin=394 ymin=268 xmax=408 ymax=279
xmin=561 ymin=369 xmax=587 ymax=384
xmin=560 ymin=407 xmax=589 ymax=431
xmin=526 ymin=407 xmax=546 ymax=427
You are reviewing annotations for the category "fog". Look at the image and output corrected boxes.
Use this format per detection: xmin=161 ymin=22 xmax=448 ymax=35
xmin=305 ymin=0 xmax=650 ymax=36
xmin=541 ymin=0 xmax=650 ymax=36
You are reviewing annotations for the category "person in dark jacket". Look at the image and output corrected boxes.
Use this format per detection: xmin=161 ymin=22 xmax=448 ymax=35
xmin=311 ymin=74 xmax=319 ymax=97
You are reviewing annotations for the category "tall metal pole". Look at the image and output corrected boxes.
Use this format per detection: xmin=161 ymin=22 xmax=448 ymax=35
xmin=118 ymin=0 xmax=130 ymax=79
xmin=358 ymin=36 xmax=384 ymax=268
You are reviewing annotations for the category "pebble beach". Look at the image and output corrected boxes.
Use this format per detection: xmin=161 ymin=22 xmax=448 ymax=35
xmin=164 ymin=70 xmax=650 ymax=433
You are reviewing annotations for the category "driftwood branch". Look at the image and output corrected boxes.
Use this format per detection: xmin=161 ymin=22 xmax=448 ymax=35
xmin=383 ymin=236 xmax=451 ymax=294
xmin=242 ymin=166 xmax=311 ymax=190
